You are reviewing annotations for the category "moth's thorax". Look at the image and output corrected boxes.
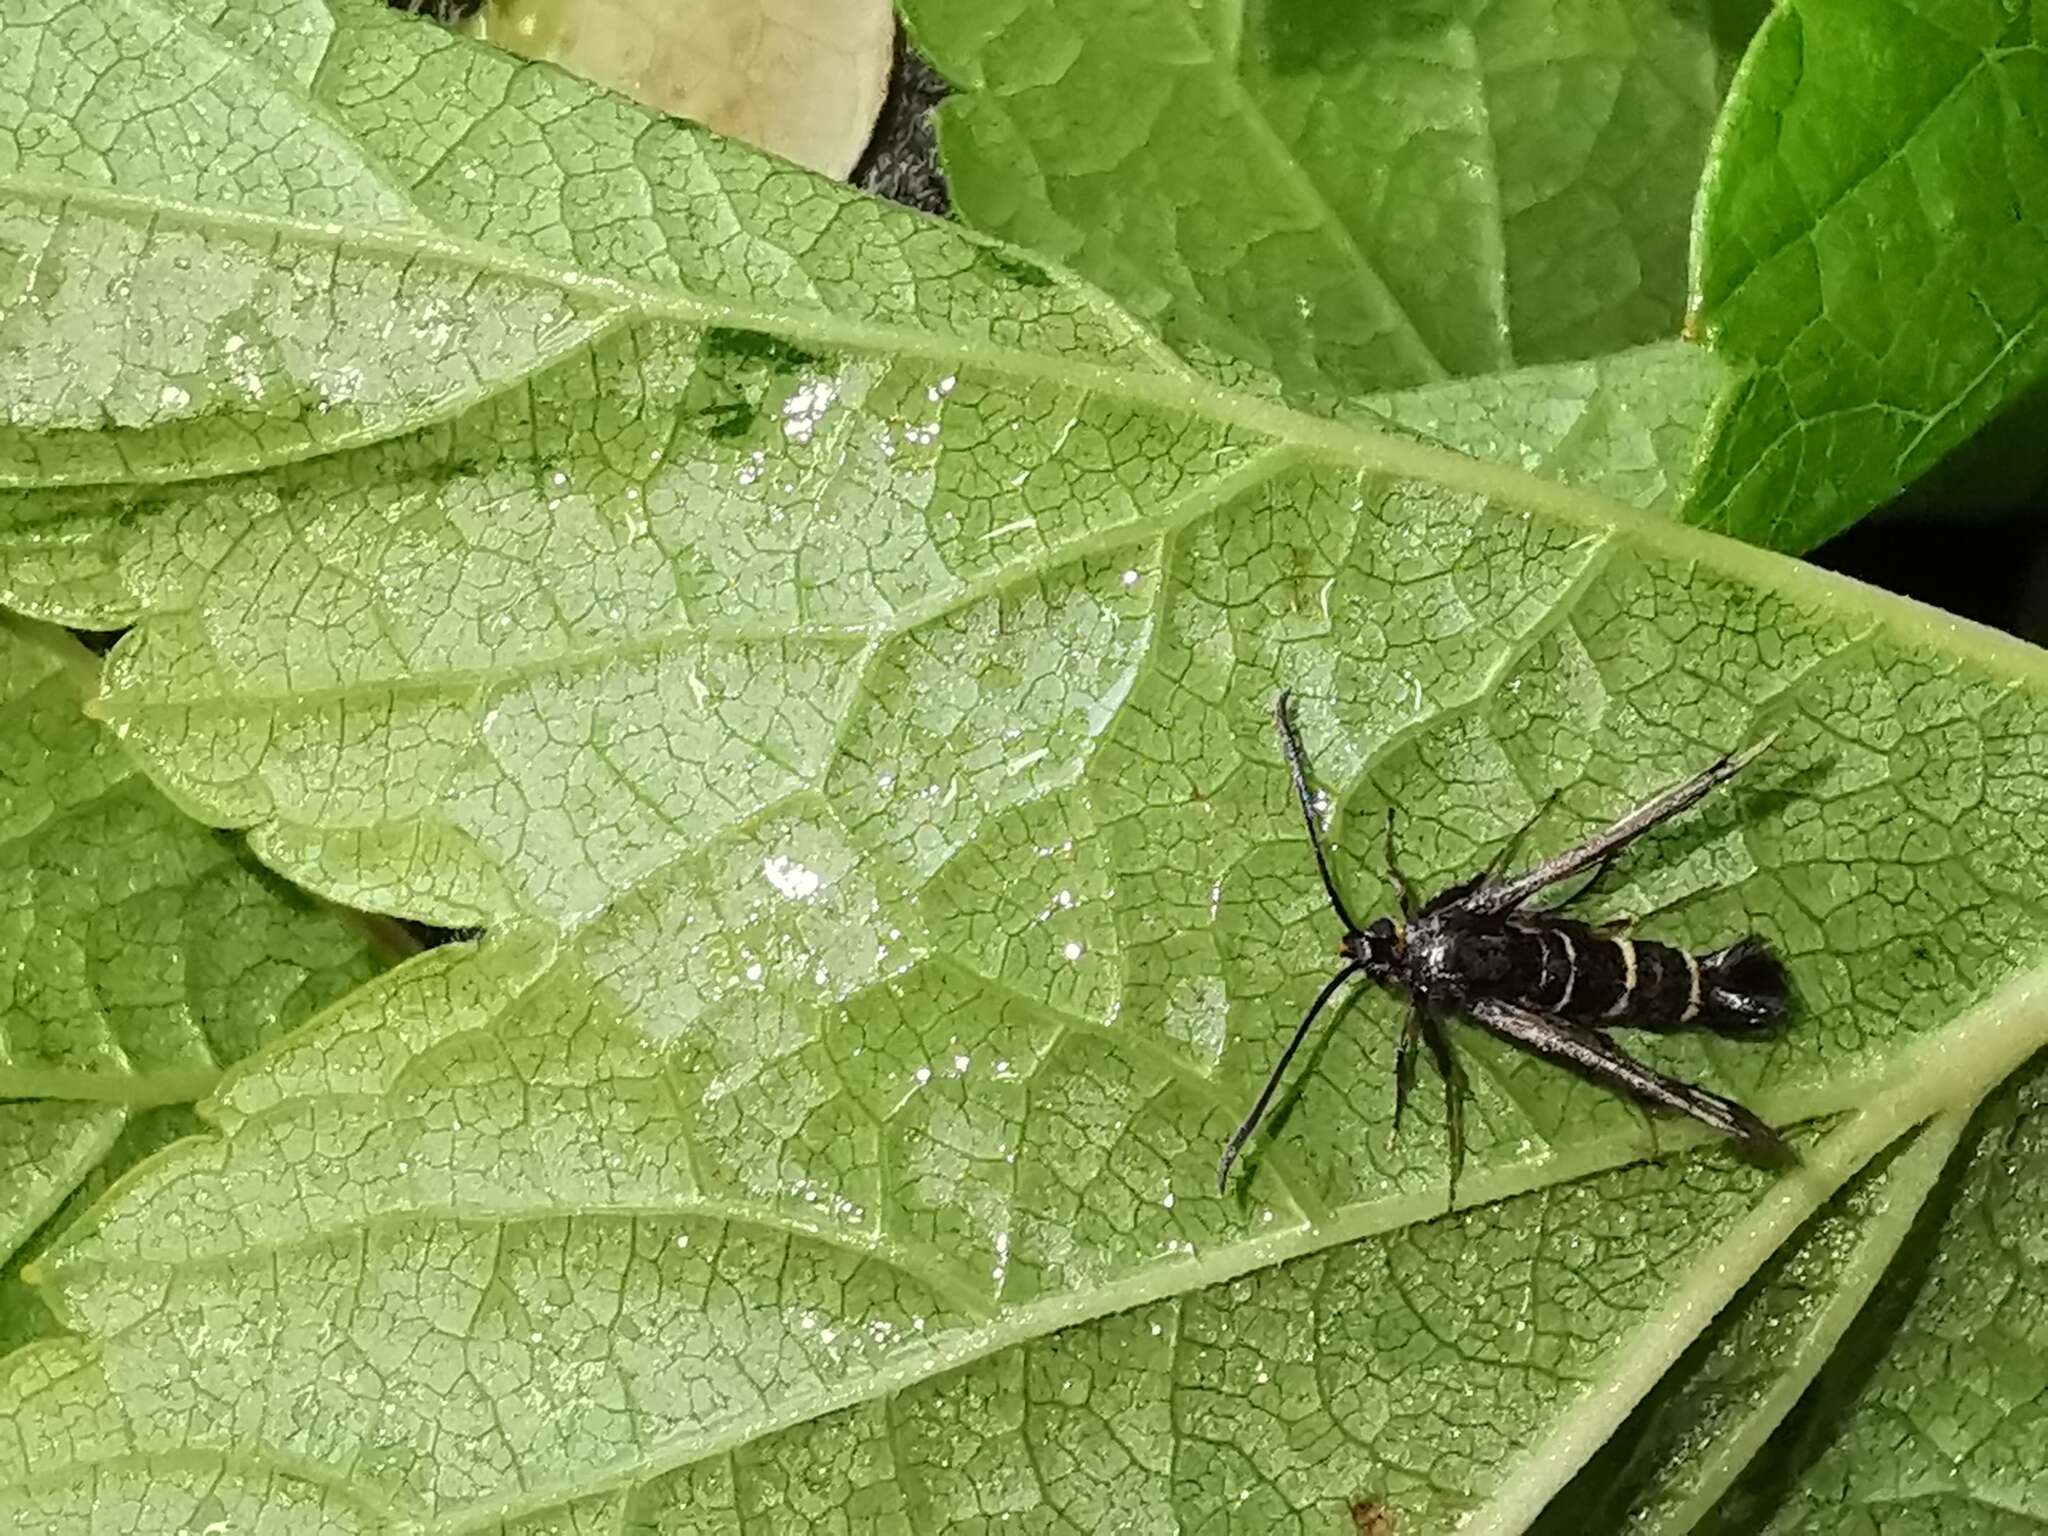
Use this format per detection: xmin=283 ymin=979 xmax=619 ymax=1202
xmin=1403 ymin=915 xmax=1463 ymax=996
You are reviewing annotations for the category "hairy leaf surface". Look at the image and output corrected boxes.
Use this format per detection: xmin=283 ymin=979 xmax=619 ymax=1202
xmin=5 ymin=2 xmax=2048 ymax=1531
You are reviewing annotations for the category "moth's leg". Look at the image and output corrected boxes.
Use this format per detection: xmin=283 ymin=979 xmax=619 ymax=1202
xmin=1542 ymin=850 xmax=1618 ymax=915
xmin=1460 ymin=736 xmax=1777 ymax=917
xmin=1217 ymin=961 xmax=1367 ymax=1193
xmin=1630 ymin=1097 xmax=1663 ymax=1161
xmin=1389 ymin=1005 xmax=1422 ymax=1148
xmin=1418 ymin=1009 xmax=1467 ymax=1208
xmin=1466 ymin=998 xmax=1793 ymax=1163
xmin=1485 ymin=791 xmax=1562 ymax=881
xmin=1384 ymin=808 xmax=1415 ymax=921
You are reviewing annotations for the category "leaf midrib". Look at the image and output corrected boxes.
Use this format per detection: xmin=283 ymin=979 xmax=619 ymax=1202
xmin=1461 ymin=1091 xmax=1956 ymax=1535
xmin=0 ymin=1067 xmax=223 ymax=1110
xmin=1206 ymin=48 xmax=1454 ymax=381
xmin=1629 ymin=1106 xmax=1972 ymax=1536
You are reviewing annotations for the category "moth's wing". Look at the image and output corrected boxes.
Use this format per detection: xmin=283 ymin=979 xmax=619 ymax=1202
xmin=1455 ymin=736 xmax=1776 ymax=917
xmin=1419 ymin=871 xmax=1484 ymax=916
xmin=1465 ymin=997 xmax=1794 ymax=1161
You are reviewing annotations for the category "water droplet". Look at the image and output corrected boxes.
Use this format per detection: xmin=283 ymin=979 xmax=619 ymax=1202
xmin=762 ymin=854 xmax=822 ymax=900
xmin=782 ymin=378 xmax=840 ymax=444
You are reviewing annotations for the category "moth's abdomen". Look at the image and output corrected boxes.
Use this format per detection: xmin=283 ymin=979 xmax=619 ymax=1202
xmin=1598 ymin=931 xmax=1790 ymax=1035
xmin=1686 ymin=936 xmax=1789 ymax=1035
xmin=1466 ymin=920 xmax=1788 ymax=1036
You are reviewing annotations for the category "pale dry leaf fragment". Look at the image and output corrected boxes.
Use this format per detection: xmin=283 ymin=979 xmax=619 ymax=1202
xmin=472 ymin=0 xmax=895 ymax=178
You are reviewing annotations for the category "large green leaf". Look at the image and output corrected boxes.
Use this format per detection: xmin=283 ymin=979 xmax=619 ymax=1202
xmin=1687 ymin=0 xmax=2048 ymax=552
xmin=899 ymin=0 xmax=1733 ymax=402
xmin=5 ymin=1 xmax=2048 ymax=1530
xmin=5 ymin=992 xmax=2028 ymax=1534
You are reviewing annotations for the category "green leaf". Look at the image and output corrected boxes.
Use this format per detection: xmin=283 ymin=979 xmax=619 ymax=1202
xmin=0 ymin=1104 xmax=122 ymax=1270
xmin=0 ymin=1105 xmax=202 ymax=1356
xmin=899 ymin=0 xmax=1735 ymax=402
xmin=0 ymin=617 xmax=387 ymax=1100
xmin=0 ymin=1006 xmax=1996 ymax=1533
xmin=1704 ymin=1051 xmax=2048 ymax=1535
xmin=0 ymin=615 xmax=390 ymax=1352
xmin=1343 ymin=341 xmax=1730 ymax=515
xmin=1533 ymin=1106 xmax=1972 ymax=1536
xmin=1685 ymin=0 xmax=2048 ymax=552
xmin=6 ymin=2 xmax=2048 ymax=1530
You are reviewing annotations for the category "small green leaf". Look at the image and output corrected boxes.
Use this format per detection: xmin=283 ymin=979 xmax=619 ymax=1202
xmin=0 ymin=1105 xmax=202 ymax=1356
xmin=0 ymin=1104 xmax=122 ymax=1272
xmin=0 ymin=618 xmax=386 ymax=1100
xmin=901 ymin=0 xmax=1735 ymax=403
xmin=1686 ymin=0 xmax=2048 ymax=552
xmin=1346 ymin=342 xmax=1732 ymax=515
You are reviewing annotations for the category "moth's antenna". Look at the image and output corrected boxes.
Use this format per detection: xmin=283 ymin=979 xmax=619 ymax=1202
xmin=1273 ymin=692 xmax=1360 ymax=934
xmin=1217 ymin=961 xmax=1364 ymax=1191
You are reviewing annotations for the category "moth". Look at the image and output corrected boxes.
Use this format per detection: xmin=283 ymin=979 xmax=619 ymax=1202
xmin=1217 ymin=693 xmax=1793 ymax=1196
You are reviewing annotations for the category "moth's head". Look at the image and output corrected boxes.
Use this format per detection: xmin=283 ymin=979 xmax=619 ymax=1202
xmin=1342 ymin=916 xmax=1403 ymax=985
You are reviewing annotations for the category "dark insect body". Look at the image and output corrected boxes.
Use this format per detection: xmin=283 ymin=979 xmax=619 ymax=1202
xmin=1217 ymin=694 xmax=1794 ymax=1198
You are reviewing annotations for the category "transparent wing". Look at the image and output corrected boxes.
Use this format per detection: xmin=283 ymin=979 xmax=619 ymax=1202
xmin=1457 ymin=736 xmax=1775 ymax=917
xmin=1465 ymin=997 xmax=1792 ymax=1160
